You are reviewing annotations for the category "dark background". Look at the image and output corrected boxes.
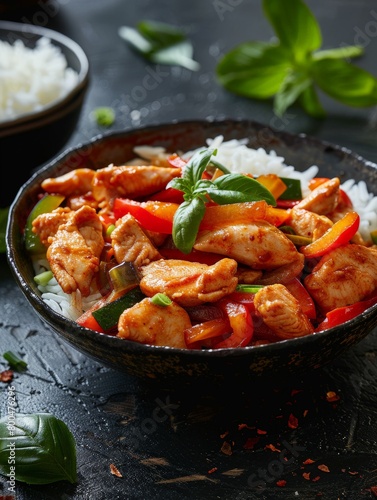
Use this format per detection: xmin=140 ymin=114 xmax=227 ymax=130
xmin=1 ymin=1 xmax=377 ymax=499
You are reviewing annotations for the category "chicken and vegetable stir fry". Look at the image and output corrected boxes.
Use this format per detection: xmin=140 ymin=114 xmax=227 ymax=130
xmin=25 ymin=146 xmax=377 ymax=349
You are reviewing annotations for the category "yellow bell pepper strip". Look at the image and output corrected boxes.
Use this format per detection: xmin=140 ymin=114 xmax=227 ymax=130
xmin=113 ymin=199 xmax=179 ymax=234
xmin=316 ymin=294 xmax=377 ymax=332
xmin=25 ymin=194 xmax=65 ymax=253
xmin=198 ymin=201 xmax=290 ymax=231
xmin=212 ymin=299 xmax=254 ymax=348
xmin=301 ymin=211 xmax=360 ymax=259
xmin=257 ymin=174 xmax=288 ymax=199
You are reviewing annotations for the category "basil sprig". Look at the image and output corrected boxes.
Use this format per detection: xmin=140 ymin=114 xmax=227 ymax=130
xmin=118 ymin=20 xmax=200 ymax=71
xmin=0 ymin=413 xmax=77 ymax=484
xmin=216 ymin=0 xmax=377 ymax=117
xmin=167 ymin=148 xmax=276 ymax=254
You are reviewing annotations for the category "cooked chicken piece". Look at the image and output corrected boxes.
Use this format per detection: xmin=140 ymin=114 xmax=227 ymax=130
xmin=117 ymin=298 xmax=190 ymax=348
xmin=287 ymin=208 xmax=333 ymax=240
xmin=32 ymin=207 xmax=71 ymax=247
xmin=254 ymin=284 xmax=314 ymax=339
xmin=194 ymin=221 xmax=299 ymax=269
xmin=304 ymin=244 xmax=377 ymax=313
xmin=45 ymin=206 xmax=104 ymax=297
xmin=66 ymin=193 xmax=98 ymax=212
xmin=236 ymin=267 xmax=263 ymax=284
xmin=258 ymin=253 xmax=304 ymax=285
xmin=295 ymin=177 xmax=340 ymax=215
xmin=139 ymin=258 xmax=238 ymax=307
xmin=111 ymin=214 xmax=161 ymax=267
xmin=92 ymin=164 xmax=181 ymax=206
xmin=41 ymin=168 xmax=95 ymax=197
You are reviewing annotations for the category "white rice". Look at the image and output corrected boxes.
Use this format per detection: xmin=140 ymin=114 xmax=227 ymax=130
xmin=0 ymin=37 xmax=79 ymax=122
xmin=34 ymin=136 xmax=377 ymax=317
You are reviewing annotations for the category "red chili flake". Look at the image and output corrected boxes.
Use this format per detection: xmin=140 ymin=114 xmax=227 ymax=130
xmin=318 ymin=464 xmax=330 ymax=473
xmin=291 ymin=389 xmax=303 ymax=396
xmin=348 ymin=470 xmax=359 ymax=476
xmin=288 ymin=413 xmax=298 ymax=429
xmin=312 ymin=475 xmax=321 ymax=482
xmin=243 ymin=437 xmax=260 ymax=450
xmin=303 ymin=458 xmax=315 ymax=465
xmin=303 ymin=409 xmax=309 ymax=417
xmin=370 ymin=486 xmax=377 ymax=497
xmin=110 ymin=463 xmax=123 ymax=478
xmin=303 ymin=472 xmax=311 ymax=480
xmin=220 ymin=431 xmax=229 ymax=439
xmin=326 ymin=391 xmax=340 ymax=403
xmin=238 ymin=423 xmax=254 ymax=431
xmin=0 ymin=370 xmax=14 ymax=383
xmin=257 ymin=428 xmax=267 ymax=435
xmin=221 ymin=441 xmax=233 ymax=456
xmin=276 ymin=479 xmax=287 ymax=487
xmin=265 ymin=444 xmax=281 ymax=453
xmin=208 ymin=467 xmax=218 ymax=474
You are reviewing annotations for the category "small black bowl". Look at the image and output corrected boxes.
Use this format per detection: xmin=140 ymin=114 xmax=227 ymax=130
xmin=0 ymin=21 xmax=89 ymax=207
xmin=6 ymin=119 xmax=377 ymax=388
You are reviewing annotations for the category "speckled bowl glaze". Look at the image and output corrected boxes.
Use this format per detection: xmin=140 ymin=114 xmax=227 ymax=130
xmin=0 ymin=21 xmax=89 ymax=207
xmin=6 ymin=119 xmax=377 ymax=387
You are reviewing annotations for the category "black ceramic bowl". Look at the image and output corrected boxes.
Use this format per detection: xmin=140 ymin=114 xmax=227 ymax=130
xmin=0 ymin=21 xmax=89 ymax=207
xmin=6 ymin=119 xmax=377 ymax=387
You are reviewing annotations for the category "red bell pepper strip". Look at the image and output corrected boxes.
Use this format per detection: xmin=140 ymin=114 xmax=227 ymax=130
xmin=285 ymin=278 xmax=316 ymax=319
xmin=113 ymin=199 xmax=178 ymax=233
xmin=301 ymin=211 xmax=360 ymax=259
xmin=338 ymin=189 xmax=353 ymax=208
xmin=316 ymin=294 xmax=377 ymax=332
xmin=276 ymin=199 xmax=300 ymax=209
xmin=212 ymin=300 xmax=253 ymax=348
xmin=149 ymin=187 xmax=184 ymax=204
xmin=167 ymin=153 xmax=187 ymax=168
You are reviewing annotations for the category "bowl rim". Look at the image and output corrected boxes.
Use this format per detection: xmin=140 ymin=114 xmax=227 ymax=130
xmin=0 ymin=20 xmax=90 ymax=133
xmin=6 ymin=117 xmax=377 ymax=360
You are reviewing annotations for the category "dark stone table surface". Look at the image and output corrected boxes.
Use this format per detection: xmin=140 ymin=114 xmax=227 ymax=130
xmin=2 ymin=1 xmax=377 ymax=498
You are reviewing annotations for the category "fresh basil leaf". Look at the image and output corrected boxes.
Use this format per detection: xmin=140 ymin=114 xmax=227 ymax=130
xmin=299 ymin=84 xmax=326 ymax=118
xmin=167 ymin=177 xmax=191 ymax=194
xmin=217 ymin=42 xmax=291 ymax=98
xmin=172 ymin=198 xmax=206 ymax=254
xmin=118 ymin=26 xmax=154 ymax=55
xmin=0 ymin=413 xmax=77 ymax=484
xmin=0 ymin=207 xmax=9 ymax=254
xmin=211 ymin=174 xmax=276 ymax=205
xmin=183 ymin=148 xmax=216 ymax=186
xmin=137 ymin=20 xmax=186 ymax=48
xmin=312 ymin=58 xmax=377 ymax=107
xmin=192 ymin=179 xmax=215 ymax=197
xmin=150 ymin=41 xmax=200 ymax=71
xmin=313 ymin=45 xmax=364 ymax=61
xmin=274 ymin=70 xmax=312 ymax=117
xmin=262 ymin=0 xmax=322 ymax=62
xmin=207 ymin=158 xmax=231 ymax=175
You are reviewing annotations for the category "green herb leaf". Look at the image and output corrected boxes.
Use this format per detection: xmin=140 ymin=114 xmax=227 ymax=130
xmin=0 ymin=207 xmax=9 ymax=254
xmin=150 ymin=293 xmax=172 ymax=307
xmin=311 ymin=58 xmax=377 ymax=107
xmin=0 ymin=413 xmax=77 ymax=484
xmin=236 ymin=284 xmax=265 ymax=294
xmin=216 ymin=0 xmax=377 ymax=117
xmin=274 ymin=70 xmax=312 ymax=117
xmin=217 ymin=42 xmax=291 ymax=98
xmin=92 ymin=107 xmax=115 ymax=127
xmin=313 ymin=45 xmax=364 ymax=61
xmin=172 ymin=198 xmax=206 ymax=254
xmin=262 ymin=0 xmax=322 ymax=62
xmin=119 ymin=21 xmax=200 ymax=71
xmin=183 ymin=148 xmax=217 ymax=186
xmin=3 ymin=351 xmax=27 ymax=371
xmin=209 ymin=174 xmax=276 ymax=205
